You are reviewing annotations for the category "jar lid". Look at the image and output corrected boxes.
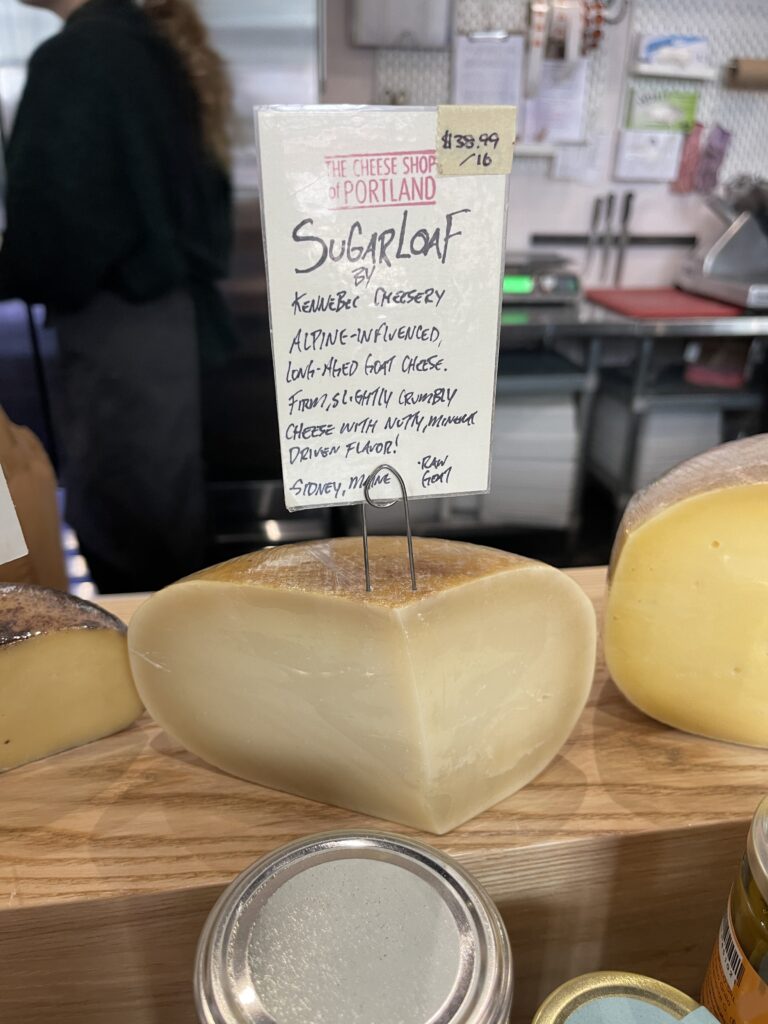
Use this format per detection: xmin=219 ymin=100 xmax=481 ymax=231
xmin=195 ymin=830 xmax=512 ymax=1024
xmin=532 ymin=972 xmax=702 ymax=1024
xmin=747 ymin=795 xmax=768 ymax=905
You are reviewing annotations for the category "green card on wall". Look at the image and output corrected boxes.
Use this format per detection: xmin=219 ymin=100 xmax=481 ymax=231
xmin=628 ymin=88 xmax=699 ymax=132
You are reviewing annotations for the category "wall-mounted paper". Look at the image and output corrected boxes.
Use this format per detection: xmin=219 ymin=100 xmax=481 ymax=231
xmin=522 ymin=58 xmax=589 ymax=145
xmin=452 ymin=33 xmax=525 ymax=106
xmin=0 ymin=466 xmax=27 ymax=566
xmin=553 ymin=132 xmax=612 ymax=184
xmin=256 ymin=107 xmax=508 ymax=512
xmin=614 ymin=129 xmax=684 ymax=182
xmin=636 ymin=34 xmax=709 ymax=70
xmin=628 ymin=88 xmax=698 ymax=132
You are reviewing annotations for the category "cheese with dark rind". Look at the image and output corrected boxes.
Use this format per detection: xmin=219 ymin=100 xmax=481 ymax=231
xmin=128 ymin=536 xmax=597 ymax=833
xmin=605 ymin=435 xmax=768 ymax=746
xmin=0 ymin=584 xmax=144 ymax=771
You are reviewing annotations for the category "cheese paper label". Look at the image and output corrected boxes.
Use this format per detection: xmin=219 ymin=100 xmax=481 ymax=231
xmin=256 ymin=107 xmax=508 ymax=512
xmin=0 ymin=465 xmax=27 ymax=565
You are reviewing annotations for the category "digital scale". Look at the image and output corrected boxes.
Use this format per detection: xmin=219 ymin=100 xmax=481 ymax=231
xmin=502 ymin=251 xmax=582 ymax=305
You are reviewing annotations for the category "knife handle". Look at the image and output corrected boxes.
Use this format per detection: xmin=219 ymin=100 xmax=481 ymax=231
xmin=600 ymin=192 xmax=615 ymax=280
xmin=613 ymin=191 xmax=634 ymax=286
xmin=584 ymin=195 xmax=603 ymax=273
xmin=620 ymin=190 xmax=634 ymax=233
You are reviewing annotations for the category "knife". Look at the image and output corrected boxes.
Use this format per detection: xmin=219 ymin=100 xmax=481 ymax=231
xmin=600 ymin=192 xmax=615 ymax=281
xmin=614 ymin=191 xmax=634 ymax=287
xmin=584 ymin=195 xmax=603 ymax=275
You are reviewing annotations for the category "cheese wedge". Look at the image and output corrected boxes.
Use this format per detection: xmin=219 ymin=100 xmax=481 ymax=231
xmin=605 ymin=435 xmax=768 ymax=746
xmin=0 ymin=584 xmax=143 ymax=771
xmin=128 ymin=537 xmax=596 ymax=833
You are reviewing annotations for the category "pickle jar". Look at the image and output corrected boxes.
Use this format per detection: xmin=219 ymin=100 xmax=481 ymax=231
xmin=194 ymin=830 xmax=513 ymax=1024
xmin=701 ymin=796 xmax=768 ymax=1023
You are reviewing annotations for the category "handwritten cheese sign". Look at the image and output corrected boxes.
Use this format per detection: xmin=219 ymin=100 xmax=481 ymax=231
xmin=0 ymin=466 xmax=27 ymax=566
xmin=256 ymin=107 xmax=510 ymax=511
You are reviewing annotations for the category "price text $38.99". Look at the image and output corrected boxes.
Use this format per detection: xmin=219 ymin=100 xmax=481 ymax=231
xmin=440 ymin=130 xmax=500 ymax=168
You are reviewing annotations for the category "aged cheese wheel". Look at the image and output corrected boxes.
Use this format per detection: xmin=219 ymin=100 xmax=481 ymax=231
xmin=605 ymin=435 xmax=768 ymax=746
xmin=0 ymin=584 xmax=143 ymax=771
xmin=128 ymin=536 xmax=596 ymax=833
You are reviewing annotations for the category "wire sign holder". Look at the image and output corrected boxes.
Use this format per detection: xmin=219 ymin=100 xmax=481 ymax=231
xmin=255 ymin=106 xmax=512 ymax=598
xmin=361 ymin=464 xmax=417 ymax=594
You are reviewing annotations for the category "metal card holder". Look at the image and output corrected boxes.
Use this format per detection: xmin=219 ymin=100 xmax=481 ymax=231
xmin=360 ymin=463 xmax=417 ymax=593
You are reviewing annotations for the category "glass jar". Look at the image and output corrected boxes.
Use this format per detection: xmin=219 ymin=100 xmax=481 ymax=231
xmin=533 ymin=971 xmax=707 ymax=1024
xmin=701 ymin=796 xmax=768 ymax=1023
xmin=195 ymin=830 xmax=513 ymax=1024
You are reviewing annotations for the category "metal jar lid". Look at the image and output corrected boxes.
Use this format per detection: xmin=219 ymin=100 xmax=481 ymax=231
xmin=532 ymin=972 xmax=701 ymax=1024
xmin=195 ymin=830 xmax=513 ymax=1024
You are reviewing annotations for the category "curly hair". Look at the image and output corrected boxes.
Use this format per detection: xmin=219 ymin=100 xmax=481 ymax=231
xmin=141 ymin=0 xmax=232 ymax=168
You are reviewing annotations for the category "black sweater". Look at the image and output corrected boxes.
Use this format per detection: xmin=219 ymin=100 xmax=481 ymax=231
xmin=0 ymin=0 xmax=236 ymax=360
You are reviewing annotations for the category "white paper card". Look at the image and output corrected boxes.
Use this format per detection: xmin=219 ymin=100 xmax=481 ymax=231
xmin=256 ymin=107 xmax=507 ymax=511
xmin=553 ymin=132 xmax=612 ymax=184
xmin=452 ymin=34 xmax=525 ymax=106
xmin=522 ymin=58 xmax=589 ymax=144
xmin=614 ymin=129 xmax=684 ymax=182
xmin=0 ymin=466 xmax=27 ymax=565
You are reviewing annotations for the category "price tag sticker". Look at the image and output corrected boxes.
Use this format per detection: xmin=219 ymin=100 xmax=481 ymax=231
xmin=436 ymin=104 xmax=517 ymax=177
xmin=0 ymin=465 xmax=27 ymax=566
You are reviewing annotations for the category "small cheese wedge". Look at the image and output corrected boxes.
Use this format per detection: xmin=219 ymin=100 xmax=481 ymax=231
xmin=605 ymin=435 xmax=768 ymax=746
xmin=128 ymin=536 xmax=596 ymax=833
xmin=0 ymin=584 xmax=143 ymax=771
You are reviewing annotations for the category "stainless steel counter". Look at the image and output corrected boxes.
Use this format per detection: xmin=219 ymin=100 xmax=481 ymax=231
xmin=497 ymin=300 xmax=768 ymax=529
xmin=500 ymin=301 xmax=768 ymax=341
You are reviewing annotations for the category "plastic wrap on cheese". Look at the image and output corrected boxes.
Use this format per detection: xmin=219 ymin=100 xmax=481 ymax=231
xmin=605 ymin=435 xmax=768 ymax=746
xmin=128 ymin=536 xmax=597 ymax=833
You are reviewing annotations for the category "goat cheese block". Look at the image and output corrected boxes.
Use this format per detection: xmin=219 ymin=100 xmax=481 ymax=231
xmin=128 ymin=536 xmax=596 ymax=834
xmin=0 ymin=584 xmax=143 ymax=771
xmin=605 ymin=435 xmax=768 ymax=746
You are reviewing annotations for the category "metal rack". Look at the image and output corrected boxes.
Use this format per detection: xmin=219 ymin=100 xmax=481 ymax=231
xmin=586 ymin=334 xmax=766 ymax=509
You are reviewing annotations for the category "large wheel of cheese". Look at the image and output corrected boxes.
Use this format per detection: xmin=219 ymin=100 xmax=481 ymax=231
xmin=605 ymin=435 xmax=768 ymax=746
xmin=128 ymin=536 xmax=596 ymax=833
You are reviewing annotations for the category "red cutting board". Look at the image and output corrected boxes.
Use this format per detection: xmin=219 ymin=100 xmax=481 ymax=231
xmin=587 ymin=287 xmax=743 ymax=318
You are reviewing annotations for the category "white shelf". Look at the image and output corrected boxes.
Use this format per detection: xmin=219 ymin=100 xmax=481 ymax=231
xmin=631 ymin=62 xmax=719 ymax=81
xmin=515 ymin=143 xmax=557 ymax=158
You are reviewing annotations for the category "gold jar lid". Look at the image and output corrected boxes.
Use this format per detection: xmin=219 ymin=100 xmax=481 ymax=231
xmin=532 ymin=972 xmax=700 ymax=1024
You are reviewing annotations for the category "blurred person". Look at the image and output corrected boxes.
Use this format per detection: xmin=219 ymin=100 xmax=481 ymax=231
xmin=0 ymin=0 xmax=237 ymax=592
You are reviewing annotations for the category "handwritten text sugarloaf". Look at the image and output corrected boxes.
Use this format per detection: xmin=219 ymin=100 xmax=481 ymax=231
xmin=291 ymin=208 xmax=470 ymax=274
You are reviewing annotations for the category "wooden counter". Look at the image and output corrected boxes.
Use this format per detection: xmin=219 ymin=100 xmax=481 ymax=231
xmin=2 ymin=566 xmax=766 ymax=1023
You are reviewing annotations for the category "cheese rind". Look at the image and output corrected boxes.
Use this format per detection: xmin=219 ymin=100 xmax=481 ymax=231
xmin=605 ymin=436 xmax=768 ymax=746
xmin=609 ymin=434 xmax=768 ymax=575
xmin=0 ymin=584 xmax=144 ymax=771
xmin=128 ymin=537 xmax=597 ymax=833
